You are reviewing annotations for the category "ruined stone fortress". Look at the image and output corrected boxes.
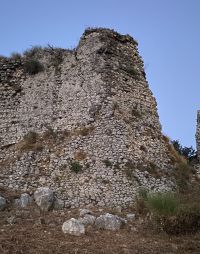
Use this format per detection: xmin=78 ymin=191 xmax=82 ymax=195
xmin=196 ymin=111 xmax=200 ymax=164
xmin=0 ymin=28 xmax=185 ymax=208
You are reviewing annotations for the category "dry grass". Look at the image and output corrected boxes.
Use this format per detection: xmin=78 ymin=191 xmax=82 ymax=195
xmin=16 ymin=131 xmax=43 ymax=152
xmin=74 ymin=150 xmax=87 ymax=161
xmin=76 ymin=126 xmax=95 ymax=136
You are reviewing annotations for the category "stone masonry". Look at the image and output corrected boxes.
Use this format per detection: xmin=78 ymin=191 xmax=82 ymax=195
xmin=0 ymin=28 xmax=175 ymax=208
xmin=196 ymin=111 xmax=200 ymax=160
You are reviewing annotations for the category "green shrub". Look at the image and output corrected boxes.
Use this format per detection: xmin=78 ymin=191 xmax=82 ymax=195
xmin=172 ymin=140 xmax=196 ymax=162
xmin=23 ymin=59 xmax=44 ymax=75
xmin=146 ymin=192 xmax=178 ymax=215
xmin=70 ymin=161 xmax=82 ymax=173
xmin=23 ymin=46 xmax=43 ymax=58
xmin=158 ymin=203 xmax=200 ymax=234
xmin=10 ymin=52 xmax=22 ymax=61
xmin=143 ymin=191 xmax=200 ymax=234
xmin=121 ymin=66 xmax=139 ymax=79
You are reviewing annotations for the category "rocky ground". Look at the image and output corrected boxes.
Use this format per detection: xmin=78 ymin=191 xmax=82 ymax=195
xmin=0 ymin=187 xmax=200 ymax=254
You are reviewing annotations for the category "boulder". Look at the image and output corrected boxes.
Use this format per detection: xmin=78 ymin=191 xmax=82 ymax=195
xmin=95 ymin=213 xmax=126 ymax=231
xmin=79 ymin=208 xmax=93 ymax=217
xmin=0 ymin=195 xmax=6 ymax=211
xmin=78 ymin=214 xmax=96 ymax=226
xmin=20 ymin=193 xmax=32 ymax=208
xmin=14 ymin=198 xmax=21 ymax=207
xmin=62 ymin=218 xmax=85 ymax=236
xmin=53 ymin=197 xmax=65 ymax=210
xmin=34 ymin=187 xmax=54 ymax=211
xmin=126 ymin=213 xmax=136 ymax=221
xmin=15 ymin=193 xmax=32 ymax=208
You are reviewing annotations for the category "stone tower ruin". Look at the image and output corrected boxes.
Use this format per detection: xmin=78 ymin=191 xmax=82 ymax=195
xmin=0 ymin=28 xmax=174 ymax=207
xmin=196 ymin=111 xmax=200 ymax=161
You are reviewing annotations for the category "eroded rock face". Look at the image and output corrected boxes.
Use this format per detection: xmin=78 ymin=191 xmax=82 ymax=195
xmin=34 ymin=187 xmax=54 ymax=211
xmin=95 ymin=213 xmax=126 ymax=231
xmin=0 ymin=28 xmax=175 ymax=208
xmin=62 ymin=218 xmax=85 ymax=236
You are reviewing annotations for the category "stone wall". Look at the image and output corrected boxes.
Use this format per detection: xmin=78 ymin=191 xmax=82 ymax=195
xmin=196 ymin=110 xmax=200 ymax=160
xmin=0 ymin=28 xmax=175 ymax=208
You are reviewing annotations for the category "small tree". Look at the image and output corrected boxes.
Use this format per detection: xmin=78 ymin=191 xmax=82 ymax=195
xmin=171 ymin=140 xmax=196 ymax=162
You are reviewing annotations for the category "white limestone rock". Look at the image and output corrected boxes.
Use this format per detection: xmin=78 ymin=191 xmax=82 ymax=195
xmin=95 ymin=213 xmax=126 ymax=231
xmin=34 ymin=187 xmax=54 ymax=211
xmin=62 ymin=218 xmax=85 ymax=236
xmin=126 ymin=213 xmax=136 ymax=221
xmin=20 ymin=193 xmax=32 ymax=208
xmin=14 ymin=193 xmax=32 ymax=208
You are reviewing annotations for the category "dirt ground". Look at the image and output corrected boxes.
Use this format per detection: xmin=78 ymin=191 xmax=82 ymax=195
xmin=1 ymin=203 xmax=200 ymax=254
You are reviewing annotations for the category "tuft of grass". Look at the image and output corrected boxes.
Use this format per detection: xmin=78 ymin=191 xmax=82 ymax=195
xmin=146 ymin=192 xmax=178 ymax=216
xmin=70 ymin=161 xmax=83 ymax=173
xmin=74 ymin=150 xmax=87 ymax=161
xmin=146 ymin=162 xmax=162 ymax=178
xmin=121 ymin=66 xmax=139 ymax=79
xmin=43 ymin=127 xmax=57 ymax=140
xmin=23 ymin=59 xmax=44 ymax=75
xmin=131 ymin=108 xmax=141 ymax=118
xmin=103 ymin=159 xmax=113 ymax=167
xmin=124 ymin=161 xmax=138 ymax=179
xmin=18 ymin=131 xmax=43 ymax=152
xmin=76 ymin=126 xmax=95 ymax=136
xmin=23 ymin=131 xmax=38 ymax=144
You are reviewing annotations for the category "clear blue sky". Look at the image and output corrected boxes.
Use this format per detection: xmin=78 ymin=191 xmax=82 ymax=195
xmin=1 ymin=0 xmax=199 ymax=148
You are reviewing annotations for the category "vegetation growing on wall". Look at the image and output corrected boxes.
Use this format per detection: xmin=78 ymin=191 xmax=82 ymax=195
xmin=23 ymin=59 xmax=44 ymax=75
xmin=136 ymin=188 xmax=200 ymax=234
xmin=18 ymin=131 xmax=43 ymax=152
xmin=70 ymin=161 xmax=83 ymax=173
